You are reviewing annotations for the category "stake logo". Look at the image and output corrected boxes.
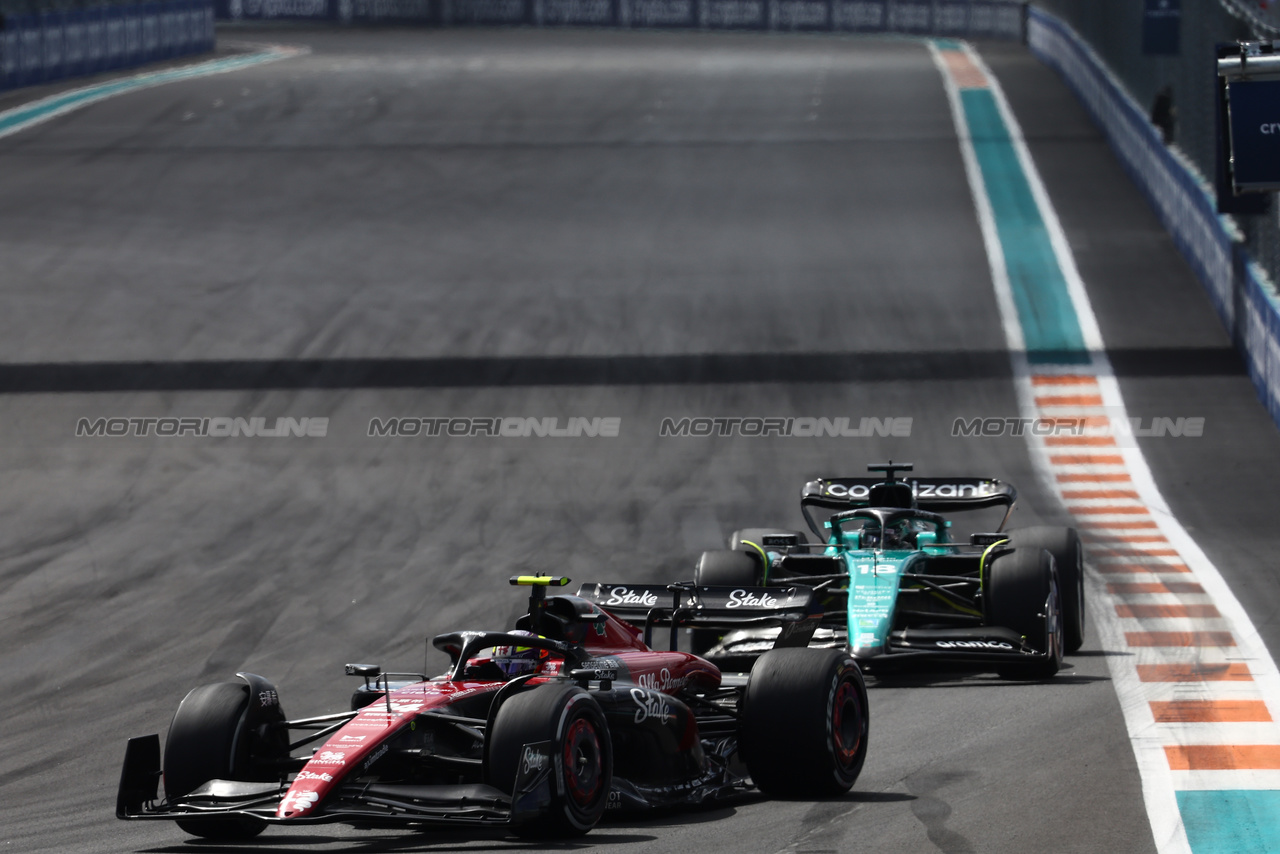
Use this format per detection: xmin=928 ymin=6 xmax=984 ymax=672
xmin=605 ymin=587 xmax=658 ymax=607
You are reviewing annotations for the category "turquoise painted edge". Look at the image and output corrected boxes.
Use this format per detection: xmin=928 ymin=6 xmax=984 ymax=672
xmin=940 ymin=37 xmax=1280 ymax=854
xmin=958 ymin=86 xmax=1089 ymax=364
xmin=1176 ymin=790 xmax=1280 ymax=854
xmin=0 ymin=50 xmax=289 ymax=137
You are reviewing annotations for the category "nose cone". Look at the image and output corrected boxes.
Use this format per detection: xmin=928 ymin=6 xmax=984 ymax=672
xmin=277 ymin=789 xmax=321 ymax=818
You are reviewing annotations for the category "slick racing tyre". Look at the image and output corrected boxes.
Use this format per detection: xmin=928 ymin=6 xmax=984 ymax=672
xmin=1009 ymin=526 xmax=1085 ymax=653
xmin=741 ymin=648 xmax=868 ymax=797
xmin=986 ymin=545 xmax=1064 ymax=680
xmin=164 ymin=682 xmax=273 ymax=839
xmin=691 ymin=549 xmax=765 ymax=655
xmin=695 ymin=548 xmax=764 ymax=587
xmin=487 ymin=683 xmax=612 ymax=838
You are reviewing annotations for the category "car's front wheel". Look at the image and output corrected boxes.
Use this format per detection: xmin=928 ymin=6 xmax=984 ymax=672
xmin=164 ymin=682 xmax=274 ymax=839
xmin=740 ymin=648 xmax=868 ymax=797
xmin=986 ymin=545 xmax=1063 ymax=680
xmin=486 ymin=683 xmax=612 ymax=838
xmin=1009 ymin=526 xmax=1085 ymax=652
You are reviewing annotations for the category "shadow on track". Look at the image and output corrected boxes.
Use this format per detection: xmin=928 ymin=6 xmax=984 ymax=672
xmin=138 ymin=829 xmax=657 ymax=853
xmin=867 ymin=661 xmax=1110 ymax=689
xmin=0 ymin=347 xmax=1242 ymax=393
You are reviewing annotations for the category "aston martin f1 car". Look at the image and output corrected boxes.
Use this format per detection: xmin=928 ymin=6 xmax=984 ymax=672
xmin=673 ymin=462 xmax=1084 ymax=680
xmin=117 ymin=576 xmax=868 ymax=840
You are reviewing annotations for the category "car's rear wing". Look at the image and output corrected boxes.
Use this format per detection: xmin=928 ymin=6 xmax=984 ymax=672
xmin=576 ymin=582 xmax=835 ymax=653
xmin=800 ymin=477 xmax=1017 ymax=535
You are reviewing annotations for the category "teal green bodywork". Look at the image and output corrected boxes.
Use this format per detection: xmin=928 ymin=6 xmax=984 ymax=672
xmin=817 ymin=519 xmax=964 ymax=658
xmin=833 ymin=545 xmax=964 ymax=658
xmin=842 ymin=551 xmax=915 ymax=657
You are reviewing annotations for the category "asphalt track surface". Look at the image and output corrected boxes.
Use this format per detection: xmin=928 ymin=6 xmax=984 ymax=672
xmin=0 ymin=25 xmax=1276 ymax=854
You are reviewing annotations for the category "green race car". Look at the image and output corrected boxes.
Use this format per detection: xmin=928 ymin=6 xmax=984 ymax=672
xmin=688 ymin=462 xmax=1084 ymax=680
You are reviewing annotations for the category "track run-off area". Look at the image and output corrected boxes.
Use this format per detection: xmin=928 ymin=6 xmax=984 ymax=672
xmin=3 ymin=25 xmax=1280 ymax=854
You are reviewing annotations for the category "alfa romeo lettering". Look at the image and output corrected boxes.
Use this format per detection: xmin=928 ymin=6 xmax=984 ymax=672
xmin=637 ymin=667 xmax=688 ymax=693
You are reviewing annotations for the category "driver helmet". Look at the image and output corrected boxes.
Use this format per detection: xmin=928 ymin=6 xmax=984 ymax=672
xmin=490 ymin=630 xmax=549 ymax=677
xmin=880 ymin=519 xmax=914 ymax=549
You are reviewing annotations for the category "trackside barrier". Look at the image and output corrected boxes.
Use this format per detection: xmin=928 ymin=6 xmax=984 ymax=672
xmin=213 ymin=0 xmax=1025 ymax=37
xmin=0 ymin=0 xmax=215 ymax=92
xmin=1027 ymin=7 xmax=1280 ymax=428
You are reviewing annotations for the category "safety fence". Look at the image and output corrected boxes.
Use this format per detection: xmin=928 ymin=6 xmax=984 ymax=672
xmin=214 ymin=0 xmax=1024 ymax=38
xmin=1027 ymin=6 xmax=1280 ymax=427
xmin=0 ymin=0 xmax=214 ymax=91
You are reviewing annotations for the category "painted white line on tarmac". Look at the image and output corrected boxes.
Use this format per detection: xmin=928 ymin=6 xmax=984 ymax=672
xmin=934 ymin=38 xmax=1280 ymax=854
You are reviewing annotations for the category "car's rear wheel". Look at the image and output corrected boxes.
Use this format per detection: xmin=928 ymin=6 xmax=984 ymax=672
xmin=740 ymin=648 xmax=868 ymax=797
xmin=986 ymin=545 xmax=1063 ymax=680
xmin=695 ymin=548 xmax=764 ymax=587
xmin=1010 ymin=526 xmax=1085 ymax=652
xmin=486 ymin=683 xmax=612 ymax=838
xmin=690 ymin=549 xmax=765 ymax=654
xmin=164 ymin=682 xmax=271 ymax=839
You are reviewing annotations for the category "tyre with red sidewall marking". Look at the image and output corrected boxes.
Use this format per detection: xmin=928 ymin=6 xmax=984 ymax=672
xmin=487 ymin=683 xmax=612 ymax=838
xmin=740 ymin=648 xmax=868 ymax=797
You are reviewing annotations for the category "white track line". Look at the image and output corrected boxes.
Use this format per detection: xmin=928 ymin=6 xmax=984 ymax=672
xmin=933 ymin=39 xmax=1280 ymax=854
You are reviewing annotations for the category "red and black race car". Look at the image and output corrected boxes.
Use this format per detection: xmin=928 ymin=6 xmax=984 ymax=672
xmin=117 ymin=575 xmax=868 ymax=840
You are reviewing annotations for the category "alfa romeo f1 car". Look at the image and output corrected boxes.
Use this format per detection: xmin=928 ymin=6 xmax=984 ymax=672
xmin=117 ymin=576 xmax=868 ymax=840
xmin=676 ymin=462 xmax=1084 ymax=679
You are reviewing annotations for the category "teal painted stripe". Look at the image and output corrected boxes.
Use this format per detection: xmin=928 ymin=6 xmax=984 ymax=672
xmin=0 ymin=79 xmax=141 ymax=134
xmin=959 ymin=87 xmax=1089 ymax=364
xmin=0 ymin=51 xmax=290 ymax=138
xmin=1177 ymin=790 xmax=1280 ymax=854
